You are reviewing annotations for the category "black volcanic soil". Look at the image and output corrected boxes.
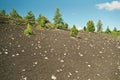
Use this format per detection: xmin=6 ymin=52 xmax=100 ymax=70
xmin=0 ymin=24 xmax=120 ymax=80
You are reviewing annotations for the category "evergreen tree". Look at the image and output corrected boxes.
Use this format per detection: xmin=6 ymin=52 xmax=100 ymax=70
xmin=83 ymin=26 xmax=86 ymax=31
xmin=9 ymin=8 xmax=22 ymax=19
xmin=37 ymin=14 xmax=50 ymax=29
xmin=63 ymin=23 xmax=68 ymax=29
xmin=0 ymin=9 xmax=7 ymax=17
xmin=105 ymin=26 xmax=111 ymax=33
xmin=53 ymin=8 xmax=64 ymax=29
xmin=9 ymin=8 xmax=22 ymax=24
xmin=24 ymin=23 xmax=34 ymax=35
xmin=86 ymin=20 xmax=95 ymax=32
xmin=97 ymin=20 xmax=102 ymax=32
xmin=113 ymin=27 xmax=117 ymax=32
xmin=25 ymin=11 xmax=35 ymax=25
xmin=70 ymin=25 xmax=78 ymax=37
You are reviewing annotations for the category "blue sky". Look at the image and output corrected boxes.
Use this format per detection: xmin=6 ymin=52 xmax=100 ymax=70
xmin=0 ymin=0 xmax=120 ymax=30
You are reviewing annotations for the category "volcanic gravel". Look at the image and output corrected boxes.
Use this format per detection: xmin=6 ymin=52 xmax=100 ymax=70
xmin=0 ymin=24 xmax=120 ymax=80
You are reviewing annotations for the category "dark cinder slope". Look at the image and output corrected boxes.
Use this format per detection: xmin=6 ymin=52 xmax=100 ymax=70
xmin=0 ymin=24 xmax=120 ymax=80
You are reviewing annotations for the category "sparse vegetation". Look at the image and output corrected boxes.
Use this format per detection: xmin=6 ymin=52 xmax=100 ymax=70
xmin=37 ymin=14 xmax=50 ymax=29
xmin=0 ymin=8 xmax=119 ymax=40
xmin=105 ymin=26 xmax=111 ymax=33
xmin=70 ymin=25 xmax=78 ymax=37
xmin=96 ymin=20 xmax=102 ymax=32
xmin=86 ymin=20 xmax=95 ymax=32
xmin=25 ymin=11 xmax=35 ymax=25
xmin=24 ymin=23 xmax=34 ymax=35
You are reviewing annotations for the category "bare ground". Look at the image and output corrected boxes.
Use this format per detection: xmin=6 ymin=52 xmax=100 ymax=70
xmin=0 ymin=24 xmax=120 ymax=80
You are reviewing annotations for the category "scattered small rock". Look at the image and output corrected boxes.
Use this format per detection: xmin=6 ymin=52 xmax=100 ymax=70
xmin=38 ymin=41 xmax=40 ymax=44
xmin=34 ymin=62 xmax=38 ymax=65
xmin=45 ymin=57 xmax=48 ymax=60
xmin=64 ymin=53 xmax=67 ymax=56
xmin=11 ymin=37 xmax=14 ymax=40
xmin=16 ymin=53 xmax=19 ymax=56
xmin=60 ymin=60 xmax=64 ymax=63
xmin=22 ymin=69 xmax=26 ymax=71
xmin=99 ymin=51 xmax=103 ymax=54
xmin=75 ymin=70 xmax=78 ymax=73
xmin=17 ymin=45 xmax=21 ymax=47
xmin=88 ymin=65 xmax=91 ymax=67
xmin=12 ymin=54 xmax=15 ymax=57
xmin=44 ymin=51 xmax=47 ymax=53
xmin=97 ymin=73 xmax=100 ymax=76
xmin=51 ymin=75 xmax=56 ymax=80
xmin=21 ymin=50 xmax=25 ymax=52
xmin=88 ymin=78 xmax=91 ymax=80
xmin=4 ymin=51 xmax=8 ymax=54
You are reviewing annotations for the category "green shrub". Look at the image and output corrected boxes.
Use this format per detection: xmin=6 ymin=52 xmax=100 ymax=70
xmin=86 ymin=20 xmax=95 ymax=32
xmin=70 ymin=25 xmax=78 ymax=37
xmin=105 ymin=27 xmax=111 ymax=33
xmin=24 ymin=23 xmax=34 ymax=35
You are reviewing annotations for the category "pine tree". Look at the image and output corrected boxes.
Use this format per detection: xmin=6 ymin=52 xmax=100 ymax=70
xmin=113 ymin=27 xmax=117 ymax=32
xmin=24 ymin=23 xmax=34 ymax=35
xmin=9 ymin=8 xmax=22 ymax=24
xmin=70 ymin=25 xmax=78 ymax=37
xmin=53 ymin=8 xmax=64 ymax=29
xmin=83 ymin=26 xmax=86 ymax=31
xmin=0 ymin=9 xmax=7 ymax=17
xmin=63 ymin=23 xmax=68 ymax=29
xmin=105 ymin=26 xmax=111 ymax=33
xmin=9 ymin=8 xmax=22 ymax=19
xmin=25 ymin=11 xmax=35 ymax=25
xmin=86 ymin=20 xmax=95 ymax=32
xmin=37 ymin=14 xmax=50 ymax=29
xmin=97 ymin=20 xmax=102 ymax=32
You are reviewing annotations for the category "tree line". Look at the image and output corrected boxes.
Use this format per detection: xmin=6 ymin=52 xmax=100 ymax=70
xmin=0 ymin=8 xmax=120 ymax=37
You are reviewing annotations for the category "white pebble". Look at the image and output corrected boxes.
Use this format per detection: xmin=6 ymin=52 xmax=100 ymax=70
xmin=31 ymin=44 xmax=34 ymax=46
xmin=69 ymin=72 xmax=72 ymax=75
xmin=88 ymin=78 xmax=91 ymax=80
xmin=38 ymin=46 xmax=41 ymax=48
xmin=16 ymin=53 xmax=19 ymax=56
xmin=45 ymin=57 xmax=48 ymax=60
xmin=75 ymin=70 xmax=78 ymax=73
xmin=88 ymin=65 xmax=91 ymax=67
xmin=51 ymin=75 xmax=56 ymax=80
xmin=17 ymin=45 xmax=21 ymax=47
xmin=80 ymin=54 xmax=83 ymax=57
xmin=11 ymin=37 xmax=14 ymax=40
xmin=97 ymin=74 xmax=100 ymax=76
xmin=34 ymin=62 xmax=38 ymax=65
xmin=23 ymin=77 xmax=27 ymax=80
xmin=5 ymin=52 xmax=8 ymax=54
xmin=12 ymin=54 xmax=15 ymax=57
xmin=64 ymin=53 xmax=67 ymax=56
xmin=90 ymin=44 xmax=93 ymax=47
xmin=60 ymin=60 xmax=64 ymax=63
xmin=99 ymin=51 xmax=103 ymax=54
xmin=22 ymin=69 xmax=26 ymax=71
xmin=21 ymin=50 xmax=25 ymax=52
xmin=38 ymin=41 xmax=40 ymax=43
xmin=45 ymin=51 xmax=47 ymax=53
xmin=33 ymin=53 xmax=36 ymax=55
xmin=118 ymin=46 xmax=120 ymax=49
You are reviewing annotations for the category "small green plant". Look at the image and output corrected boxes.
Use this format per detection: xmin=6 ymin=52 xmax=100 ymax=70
xmin=24 ymin=23 xmax=34 ymax=35
xmin=70 ymin=25 xmax=78 ymax=37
